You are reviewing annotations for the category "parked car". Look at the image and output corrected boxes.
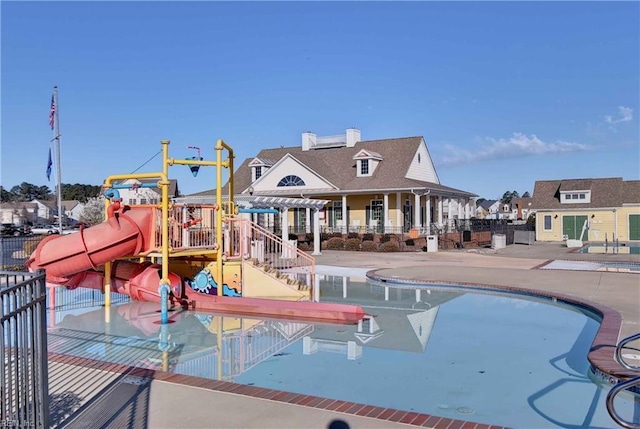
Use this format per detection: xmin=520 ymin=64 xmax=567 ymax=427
xmin=0 ymin=223 xmax=30 ymax=236
xmin=31 ymin=224 xmax=60 ymax=235
xmin=61 ymin=222 xmax=91 ymax=235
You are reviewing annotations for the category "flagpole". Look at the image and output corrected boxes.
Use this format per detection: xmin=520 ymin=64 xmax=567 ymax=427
xmin=53 ymin=86 xmax=63 ymax=234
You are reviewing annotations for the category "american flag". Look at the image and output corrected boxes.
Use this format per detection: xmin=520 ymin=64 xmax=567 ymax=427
xmin=49 ymin=94 xmax=55 ymax=130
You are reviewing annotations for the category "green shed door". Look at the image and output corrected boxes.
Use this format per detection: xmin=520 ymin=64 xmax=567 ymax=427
xmin=563 ymin=215 xmax=589 ymax=240
xmin=630 ymin=214 xmax=640 ymax=240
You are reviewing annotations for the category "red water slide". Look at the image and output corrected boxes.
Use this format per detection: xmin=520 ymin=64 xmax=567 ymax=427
xmin=27 ymin=202 xmax=155 ymax=284
xmin=26 ymin=203 xmax=365 ymax=323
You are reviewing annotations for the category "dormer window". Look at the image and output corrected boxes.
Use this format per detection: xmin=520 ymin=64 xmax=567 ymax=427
xmin=249 ymin=157 xmax=273 ymax=182
xmin=561 ymin=190 xmax=591 ymax=204
xmin=353 ymin=149 xmax=382 ymax=178
xmin=360 ymin=159 xmax=369 ymax=175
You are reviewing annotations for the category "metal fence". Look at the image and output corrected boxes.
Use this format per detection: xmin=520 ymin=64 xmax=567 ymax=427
xmin=0 ymin=235 xmax=44 ymax=271
xmin=1 ymin=270 xmax=49 ymax=428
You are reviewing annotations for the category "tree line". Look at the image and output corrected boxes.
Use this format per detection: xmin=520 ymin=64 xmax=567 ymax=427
xmin=0 ymin=182 xmax=102 ymax=203
xmin=475 ymin=190 xmax=531 ymax=205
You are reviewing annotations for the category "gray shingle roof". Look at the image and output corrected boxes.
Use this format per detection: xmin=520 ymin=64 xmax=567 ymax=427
xmin=623 ymin=180 xmax=640 ymax=204
xmin=190 ymin=136 xmax=476 ymax=197
xmin=530 ymin=177 xmax=638 ymax=209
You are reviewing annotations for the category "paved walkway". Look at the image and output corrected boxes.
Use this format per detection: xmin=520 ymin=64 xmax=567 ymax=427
xmin=49 ymin=242 xmax=640 ymax=428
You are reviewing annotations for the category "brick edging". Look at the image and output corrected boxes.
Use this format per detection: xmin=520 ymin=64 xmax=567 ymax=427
xmin=47 ymin=352 xmax=508 ymax=429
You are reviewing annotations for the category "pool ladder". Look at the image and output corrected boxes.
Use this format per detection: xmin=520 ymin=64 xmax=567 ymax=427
xmin=606 ymin=332 xmax=640 ymax=428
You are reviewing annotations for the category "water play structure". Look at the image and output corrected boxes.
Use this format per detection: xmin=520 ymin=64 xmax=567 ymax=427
xmin=27 ymin=139 xmax=365 ymax=323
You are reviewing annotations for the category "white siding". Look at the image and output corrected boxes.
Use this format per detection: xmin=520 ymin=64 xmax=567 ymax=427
xmin=405 ymin=140 xmax=439 ymax=184
xmin=252 ymin=156 xmax=335 ymax=191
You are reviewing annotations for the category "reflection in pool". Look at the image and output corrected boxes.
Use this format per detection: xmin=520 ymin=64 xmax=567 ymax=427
xmin=46 ymin=272 xmax=638 ymax=428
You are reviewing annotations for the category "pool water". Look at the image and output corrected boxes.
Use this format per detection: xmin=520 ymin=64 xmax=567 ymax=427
xmin=46 ymin=270 xmax=639 ymax=428
xmin=579 ymin=242 xmax=640 ymax=255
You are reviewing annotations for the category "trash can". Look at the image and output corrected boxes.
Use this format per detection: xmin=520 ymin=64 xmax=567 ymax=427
xmin=426 ymin=235 xmax=438 ymax=252
xmin=492 ymin=234 xmax=506 ymax=250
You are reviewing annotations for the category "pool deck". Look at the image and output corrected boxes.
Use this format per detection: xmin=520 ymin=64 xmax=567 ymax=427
xmin=49 ymin=242 xmax=640 ymax=429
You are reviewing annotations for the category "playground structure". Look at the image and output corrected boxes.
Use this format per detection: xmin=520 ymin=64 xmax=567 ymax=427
xmin=27 ymin=139 xmax=365 ymax=324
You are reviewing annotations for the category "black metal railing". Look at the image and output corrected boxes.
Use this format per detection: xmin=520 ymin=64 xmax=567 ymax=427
xmin=1 ymin=270 xmax=49 ymax=428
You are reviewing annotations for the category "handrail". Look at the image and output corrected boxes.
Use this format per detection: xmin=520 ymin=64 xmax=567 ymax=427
xmin=616 ymin=332 xmax=640 ymax=371
xmin=606 ymin=332 xmax=640 ymax=428
xmin=226 ymin=217 xmax=316 ymax=295
xmin=606 ymin=376 xmax=640 ymax=428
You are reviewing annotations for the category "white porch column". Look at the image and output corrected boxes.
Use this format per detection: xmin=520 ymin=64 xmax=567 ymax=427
xmin=383 ymin=193 xmax=389 ymax=233
xmin=437 ymin=196 xmax=443 ymax=226
xmin=342 ymin=195 xmax=348 ymax=234
xmin=281 ymin=207 xmax=289 ymax=242
xmin=447 ymin=198 xmax=453 ymax=231
xmin=396 ymin=192 xmax=402 ymax=233
xmin=426 ymin=196 xmax=431 ymax=234
xmin=305 ymin=207 xmax=311 ymax=233
xmin=465 ymin=200 xmax=470 ymax=219
xmin=342 ymin=277 xmax=348 ymax=298
xmin=414 ymin=193 xmax=421 ymax=230
xmin=312 ymin=208 xmax=321 ymax=255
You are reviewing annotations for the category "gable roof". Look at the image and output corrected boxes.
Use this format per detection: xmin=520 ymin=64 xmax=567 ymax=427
xmin=479 ymin=200 xmax=498 ymax=210
xmin=61 ymin=200 xmax=82 ymax=210
xmin=192 ymin=136 xmax=476 ymax=197
xmin=0 ymin=202 xmax=38 ymax=210
xmin=113 ymin=178 xmax=180 ymax=197
xmin=530 ymin=177 xmax=637 ymax=209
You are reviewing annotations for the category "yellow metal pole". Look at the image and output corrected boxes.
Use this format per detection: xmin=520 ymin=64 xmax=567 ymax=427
xmin=215 ymin=140 xmax=223 ymax=296
xmin=160 ymin=140 xmax=171 ymax=287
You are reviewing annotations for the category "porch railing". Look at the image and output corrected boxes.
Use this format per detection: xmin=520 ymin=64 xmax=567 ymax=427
xmin=0 ymin=270 xmax=49 ymax=428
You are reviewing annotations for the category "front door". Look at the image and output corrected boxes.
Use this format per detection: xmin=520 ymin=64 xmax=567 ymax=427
xmin=563 ymin=215 xmax=589 ymax=240
xmin=629 ymin=214 xmax=640 ymax=240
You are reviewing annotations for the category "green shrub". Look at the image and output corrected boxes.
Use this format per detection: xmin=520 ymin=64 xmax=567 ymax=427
xmin=347 ymin=232 xmax=359 ymax=239
xmin=360 ymin=240 xmax=378 ymax=252
xmin=345 ymin=238 xmax=361 ymax=251
xmin=325 ymin=237 xmax=346 ymax=250
xmin=379 ymin=241 xmax=400 ymax=252
xmin=288 ymin=233 xmax=299 ymax=241
xmin=405 ymin=239 xmax=415 ymax=246
xmin=380 ymin=234 xmax=392 ymax=243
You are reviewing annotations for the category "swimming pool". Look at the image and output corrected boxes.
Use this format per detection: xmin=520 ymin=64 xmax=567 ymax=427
xmin=46 ymin=271 xmax=639 ymax=428
xmin=579 ymin=242 xmax=640 ymax=255
xmin=541 ymin=259 xmax=640 ymax=273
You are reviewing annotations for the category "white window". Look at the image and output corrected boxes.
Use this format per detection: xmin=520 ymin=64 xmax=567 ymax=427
xmin=140 ymin=198 xmax=147 ymax=205
xmin=277 ymin=175 xmax=305 ymax=187
xmin=360 ymin=159 xmax=369 ymax=175
xmin=544 ymin=215 xmax=552 ymax=231
xmin=333 ymin=201 xmax=343 ymax=221
xmin=255 ymin=166 xmax=262 ymax=180
xmin=128 ymin=199 xmax=137 ymax=205
xmin=561 ymin=190 xmax=591 ymax=204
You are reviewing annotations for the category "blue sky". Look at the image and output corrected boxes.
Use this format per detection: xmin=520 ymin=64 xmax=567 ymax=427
xmin=2 ymin=1 xmax=638 ymax=199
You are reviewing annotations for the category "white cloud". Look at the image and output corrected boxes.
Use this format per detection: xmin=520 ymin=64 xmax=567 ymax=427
xmin=604 ymin=106 xmax=633 ymax=124
xmin=439 ymin=133 xmax=592 ymax=165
